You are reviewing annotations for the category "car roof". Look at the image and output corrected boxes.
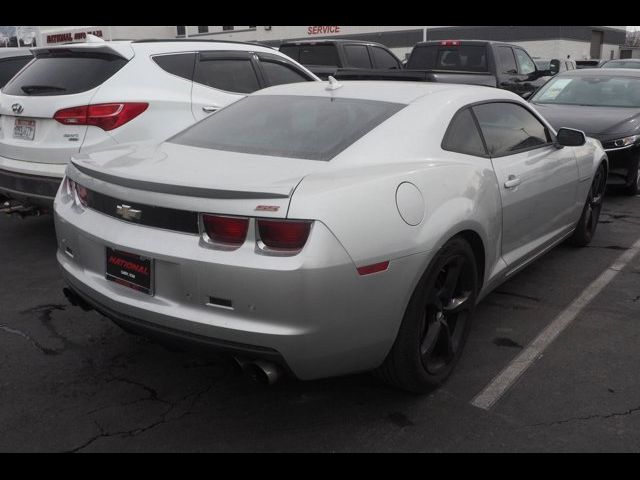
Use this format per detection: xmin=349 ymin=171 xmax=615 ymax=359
xmin=32 ymin=39 xmax=279 ymax=57
xmin=0 ymin=48 xmax=33 ymax=60
xmin=560 ymin=67 xmax=640 ymax=77
xmin=280 ymin=38 xmax=388 ymax=48
xmin=252 ymin=80 xmax=519 ymax=105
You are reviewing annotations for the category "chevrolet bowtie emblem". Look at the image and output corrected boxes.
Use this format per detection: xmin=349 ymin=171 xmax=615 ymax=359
xmin=116 ymin=204 xmax=142 ymax=221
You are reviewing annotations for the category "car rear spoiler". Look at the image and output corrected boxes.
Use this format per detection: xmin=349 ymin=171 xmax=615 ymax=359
xmin=30 ymin=41 xmax=134 ymax=60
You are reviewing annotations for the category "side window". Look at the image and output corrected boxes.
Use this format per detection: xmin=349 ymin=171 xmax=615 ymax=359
xmin=514 ymin=49 xmax=536 ymax=75
xmin=496 ymin=46 xmax=518 ymax=74
xmin=0 ymin=56 xmax=32 ymax=88
xmin=442 ymin=108 xmax=487 ymax=157
xmin=370 ymin=46 xmax=400 ymax=69
xmin=261 ymin=60 xmax=310 ymax=86
xmin=472 ymin=102 xmax=551 ymax=156
xmin=194 ymin=58 xmax=260 ymax=93
xmin=152 ymin=53 xmax=196 ymax=81
xmin=343 ymin=45 xmax=372 ymax=69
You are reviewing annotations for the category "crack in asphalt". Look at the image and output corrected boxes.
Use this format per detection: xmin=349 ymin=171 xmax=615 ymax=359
xmin=84 ymin=377 xmax=172 ymax=416
xmin=20 ymin=304 xmax=81 ymax=352
xmin=493 ymin=290 xmax=541 ymax=302
xmin=66 ymin=381 xmax=217 ymax=452
xmin=0 ymin=324 xmax=60 ymax=356
xmin=529 ymin=405 xmax=640 ymax=427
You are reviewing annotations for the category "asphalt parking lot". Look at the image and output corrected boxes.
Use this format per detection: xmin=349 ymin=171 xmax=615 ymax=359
xmin=1 ymin=190 xmax=639 ymax=452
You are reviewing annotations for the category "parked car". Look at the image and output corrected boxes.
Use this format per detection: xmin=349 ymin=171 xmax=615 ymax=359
xmin=279 ymin=39 xmax=402 ymax=80
xmin=0 ymin=48 xmax=33 ymax=88
xmin=530 ymin=68 xmax=640 ymax=194
xmin=57 ymin=80 xmax=606 ymax=392
xmin=575 ymin=59 xmax=602 ymax=69
xmin=0 ymin=38 xmax=318 ymax=213
xmin=600 ymin=58 xmax=640 ymax=69
xmin=334 ymin=40 xmax=548 ymax=98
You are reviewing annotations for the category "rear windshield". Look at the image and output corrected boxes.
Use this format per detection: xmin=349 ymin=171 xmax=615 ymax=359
xmin=170 ymin=95 xmax=405 ymax=161
xmin=407 ymin=45 xmax=488 ymax=72
xmin=532 ymin=74 xmax=640 ymax=108
xmin=2 ymin=51 xmax=127 ymax=96
xmin=280 ymin=44 xmax=339 ymax=66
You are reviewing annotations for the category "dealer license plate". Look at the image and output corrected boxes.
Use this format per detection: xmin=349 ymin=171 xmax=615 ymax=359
xmin=13 ymin=118 xmax=36 ymax=141
xmin=106 ymin=247 xmax=154 ymax=295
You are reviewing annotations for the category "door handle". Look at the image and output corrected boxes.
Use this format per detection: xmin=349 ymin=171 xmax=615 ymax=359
xmin=504 ymin=175 xmax=521 ymax=189
xmin=202 ymin=105 xmax=219 ymax=113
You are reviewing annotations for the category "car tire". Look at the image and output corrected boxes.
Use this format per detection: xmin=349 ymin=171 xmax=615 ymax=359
xmin=569 ymin=162 xmax=607 ymax=247
xmin=622 ymin=157 xmax=639 ymax=196
xmin=375 ymin=236 xmax=478 ymax=393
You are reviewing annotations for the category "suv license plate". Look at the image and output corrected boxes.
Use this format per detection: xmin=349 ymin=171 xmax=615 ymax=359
xmin=13 ymin=118 xmax=36 ymax=141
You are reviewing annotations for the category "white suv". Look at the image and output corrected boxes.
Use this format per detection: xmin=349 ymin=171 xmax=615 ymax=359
xmin=0 ymin=38 xmax=318 ymax=210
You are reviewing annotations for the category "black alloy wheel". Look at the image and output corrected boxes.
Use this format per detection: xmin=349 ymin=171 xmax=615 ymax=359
xmin=570 ymin=162 xmax=607 ymax=246
xmin=376 ymin=237 xmax=478 ymax=393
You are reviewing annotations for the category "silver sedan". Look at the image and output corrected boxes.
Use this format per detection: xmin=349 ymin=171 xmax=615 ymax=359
xmin=54 ymin=80 xmax=607 ymax=392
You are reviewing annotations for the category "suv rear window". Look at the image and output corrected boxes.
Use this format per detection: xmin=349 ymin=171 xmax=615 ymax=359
xmin=407 ymin=45 xmax=488 ymax=72
xmin=2 ymin=51 xmax=127 ymax=96
xmin=170 ymin=95 xmax=405 ymax=161
xmin=280 ymin=45 xmax=340 ymax=67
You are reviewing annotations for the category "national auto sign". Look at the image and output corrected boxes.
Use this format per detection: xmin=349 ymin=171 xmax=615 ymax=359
xmin=46 ymin=29 xmax=103 ymax=44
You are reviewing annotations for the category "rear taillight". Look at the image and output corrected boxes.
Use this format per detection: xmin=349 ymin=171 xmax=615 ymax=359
xmin=64 ymin=178 xmax=88 ymax=207
xmin=257 ymin=219 xmax=312 ymax=251
xmin=202 ymin=214 xmax=249 ymax=246
xmin=54 ymin=103 xmax=148 ymax=131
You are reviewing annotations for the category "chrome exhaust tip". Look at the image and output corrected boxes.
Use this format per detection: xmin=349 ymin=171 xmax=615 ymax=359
xmin=243 ymin=359 xmax=282 ymax=386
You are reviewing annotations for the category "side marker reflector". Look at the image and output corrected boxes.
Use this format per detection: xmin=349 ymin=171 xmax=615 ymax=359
xmin=357 ymin=261 xmax=390 ymax=276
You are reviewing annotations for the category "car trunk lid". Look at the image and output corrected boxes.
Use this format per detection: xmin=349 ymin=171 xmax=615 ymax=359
xmin=69 ymin=141 xmax=329 ymax=218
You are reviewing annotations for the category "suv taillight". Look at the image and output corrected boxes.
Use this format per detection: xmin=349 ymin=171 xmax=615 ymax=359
xmin=257 ymin=219 xmax=312 ymax=251
xmin=54 ymin=103 xmax=148 ymax=131
xmin=202 ymin=214 xmax=249 ymax=246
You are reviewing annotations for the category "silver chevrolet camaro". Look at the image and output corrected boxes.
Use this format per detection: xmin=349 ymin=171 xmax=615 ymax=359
xmin=54 ymin=80 xmax=607 ymax=392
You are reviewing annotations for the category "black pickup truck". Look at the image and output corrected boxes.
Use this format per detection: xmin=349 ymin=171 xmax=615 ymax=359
xmin=334 ymin=40 xmax=552 ymax=98
xmin=279 ymin=39 xmax=403 ymax=80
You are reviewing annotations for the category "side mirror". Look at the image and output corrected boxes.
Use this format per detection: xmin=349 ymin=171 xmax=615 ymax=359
xmin=556 ymin=128 xmax=586 ymax=147
xmin=549 ymin=59 xmax=561 ymax=76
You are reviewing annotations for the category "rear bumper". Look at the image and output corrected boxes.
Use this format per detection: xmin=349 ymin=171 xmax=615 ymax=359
xmin=54 ymin=196 xmax=428 ymax=380
xmin=0 ymin=155 xmax=66 ymax=207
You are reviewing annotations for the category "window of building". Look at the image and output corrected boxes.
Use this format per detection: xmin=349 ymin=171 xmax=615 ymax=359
xmin=222 ymin=26 xmax=234 ymax=31
xmin=198 ymin=26 xmax=209 ymax=34
xmin=176 ymin=26 xmax=185 ymax=36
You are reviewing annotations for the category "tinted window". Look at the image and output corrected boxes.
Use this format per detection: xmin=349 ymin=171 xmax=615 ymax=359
xmin=194 ymin=59 xmax=260 ymax=93
xmin=261 ymin=60 xmax=309 ymax=86
xmin=153 ymin=53 xmax=195 ymax=81
xmin=442 ymin=108 xmax=486 ymax=157
xmin=170 ymin=95 xmax=405 ymax=161
xmin=498 ymin=47 xmax=518 ymax=74
xmin=298 ymin=45 xmax=340 ymax=66
xmin=371 ymin=46 xmax=400 ymax=69
xmin=0 ymin=56 xmax=32 ymax=88
xmin=532 ymin=74 xmax=640 ymax=108
xmin=514 ymin=49 xmax=536 ymax=75
xmin=3 ymin=52 xmax=127 ymax=96
xmin=279 ymin=46 xmax=299 ymax=61
xmin=407 ymin=45 xmax=488 ymax=72
xmin=473 ymin=103 xmax=550 ymax=156
xmin=344 ymin=45 xmax=372 ymax=68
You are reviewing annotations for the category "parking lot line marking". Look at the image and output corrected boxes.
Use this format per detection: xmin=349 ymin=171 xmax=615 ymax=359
xmin=471 ymin=237 xmax=640 ymax=411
